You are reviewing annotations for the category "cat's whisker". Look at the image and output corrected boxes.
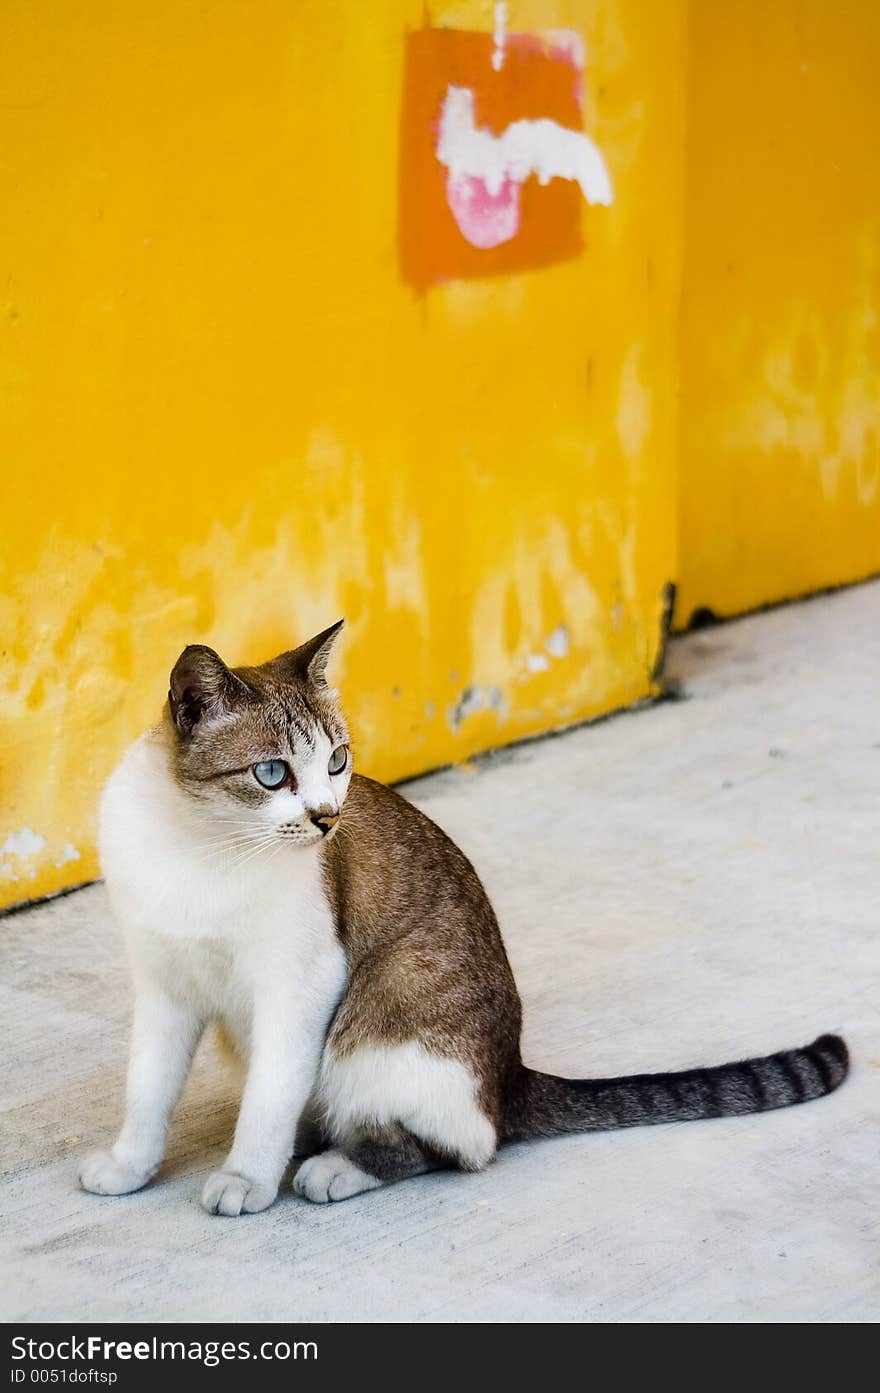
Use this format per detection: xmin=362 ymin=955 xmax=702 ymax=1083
xmin=221 ymin=831 xmax=275 ymax=859
xmin=194 ymin=824 xmax=268 ymax=846
xmin=190 ymin=826 xmax=265 ymax=848
xmin=224 ymin=835 xmax=281 ymax=873
xmin=223 ymin=845 xmax=277 ymax=875
xmin=198 ymin=819 xmax=269 ymax=833
xmin=195 ymin=826 xmax=280 ymax=846
xmin=202 ymin=814 xmax=266 ymax=824
xmin=190 ymin=835 xmax=272 ymax=869
xmin=188 ymin=832 xmax=275 ymax=865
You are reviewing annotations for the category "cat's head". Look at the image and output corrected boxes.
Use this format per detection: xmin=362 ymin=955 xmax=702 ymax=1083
xmin=166 ymin=620 xmax=351 ymax=846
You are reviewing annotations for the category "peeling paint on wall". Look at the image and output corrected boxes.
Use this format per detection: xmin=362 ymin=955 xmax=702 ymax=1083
xmin=525 ymin=653 xmax=550 ymax=673
xmin=448 ymin=684 xmax=507 ymax=733
xmin=0 ymin=827 xmax=48 ymax=884
xmin=0 ymin=828 xmax=82 ymax=885
xmin=545 ymin=624 xmax=570 ymax=658
xmin=1 ymin=827 xmax=46 ymax=860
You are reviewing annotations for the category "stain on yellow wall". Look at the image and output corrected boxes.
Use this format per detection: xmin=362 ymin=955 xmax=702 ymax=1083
xmin=0 ymin=2 xmax=686 ymax=908
xmin=678 ymin=0 xmax=880 ymax=625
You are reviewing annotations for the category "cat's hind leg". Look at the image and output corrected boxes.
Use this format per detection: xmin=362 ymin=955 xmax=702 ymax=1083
xmin=292 ymin=1093 xmax=327 ymax=1158
xmin=293 ymin=1127 xmax=439 ymax=1204
xmin=294 ymin=1039 xmax=499 ymax=1203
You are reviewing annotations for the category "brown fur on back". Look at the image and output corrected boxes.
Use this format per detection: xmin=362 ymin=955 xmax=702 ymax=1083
xmin=321 ymin=775 xmax=523 ymax=1129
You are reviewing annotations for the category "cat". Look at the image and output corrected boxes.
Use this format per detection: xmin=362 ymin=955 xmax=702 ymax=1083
xmin=80 ymin=620 xmax=849 ymax=1216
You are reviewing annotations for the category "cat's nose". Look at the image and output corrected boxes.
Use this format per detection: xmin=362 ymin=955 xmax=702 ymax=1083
xmin=309 ymin=810 xmax=339 ymax=836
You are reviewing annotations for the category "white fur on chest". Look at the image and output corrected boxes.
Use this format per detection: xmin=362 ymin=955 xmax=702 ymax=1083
xmin=99 ymin=734 xmax=347 ymax=1045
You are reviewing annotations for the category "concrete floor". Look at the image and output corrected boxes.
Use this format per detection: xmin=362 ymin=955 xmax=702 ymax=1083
xmin=2 ymin=581 xmax=879 ymax=1323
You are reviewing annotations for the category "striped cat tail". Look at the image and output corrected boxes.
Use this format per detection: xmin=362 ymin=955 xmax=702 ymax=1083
xmin=503 ymin=1034 xmax=849 ymax=1141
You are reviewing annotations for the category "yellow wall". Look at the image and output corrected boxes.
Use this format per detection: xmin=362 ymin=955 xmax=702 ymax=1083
xmin=0 ymin=2 xmax=687 ymax=908
xmin=7 ymin=1 xmax=878 ymax=912
xmin=678 ymin=0 xmax=880 ymax=624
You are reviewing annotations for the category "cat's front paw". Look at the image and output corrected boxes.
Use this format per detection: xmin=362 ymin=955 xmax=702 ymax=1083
xmin=79 ymin=1149 xmax=153 ymax=1196
xmin=201 ymin=1170 xmax=277 ymax=1217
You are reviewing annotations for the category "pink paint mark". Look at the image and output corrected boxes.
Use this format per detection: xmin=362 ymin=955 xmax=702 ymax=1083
xmin=545 ymin=33 xmax=585 ymax=110
xmin=445 ymin=173 xmax=521 ymax=249
xmin=546 ymin=30 xmax=585 ymax=71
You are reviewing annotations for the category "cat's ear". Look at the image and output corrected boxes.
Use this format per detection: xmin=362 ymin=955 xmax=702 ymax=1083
xmin=273 ymin=619 xmax=345 ymax=689
xmin=168 ymin=645 xmax=248 ymax=737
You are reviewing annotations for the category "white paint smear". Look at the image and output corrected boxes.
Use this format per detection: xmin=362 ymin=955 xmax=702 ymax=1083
xmin=55 ymin=843 xmax=81 ymax=868
xmin=1 ymin=827 xmax=46 ymax=860
xmin=438 ymin=85 xmax=613 ymax=203
xmin=492 ymin=3 xmax=507 ymax=72
xmin=545 ymin=624 xmax=570 ymax=659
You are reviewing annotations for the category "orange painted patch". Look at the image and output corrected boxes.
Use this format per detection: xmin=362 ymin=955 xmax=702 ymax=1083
xmin=399 ymin=27 xmax=588 ymax=290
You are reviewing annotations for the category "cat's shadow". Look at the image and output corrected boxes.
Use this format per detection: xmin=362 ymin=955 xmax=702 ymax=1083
xmin=157 ymin=1089 xmax=313 ymax=1191
xmin=159 ymin=1096 xmax=239 ymax=1182
xmin=156 ymin=1029 xmax=247 ymax=1180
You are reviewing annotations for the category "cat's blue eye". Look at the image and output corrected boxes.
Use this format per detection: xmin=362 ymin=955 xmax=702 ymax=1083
xmin=252 ymin=760 xmax=288 ymax=789
xmin=328 ymin=744 xmax=348 ymax=776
